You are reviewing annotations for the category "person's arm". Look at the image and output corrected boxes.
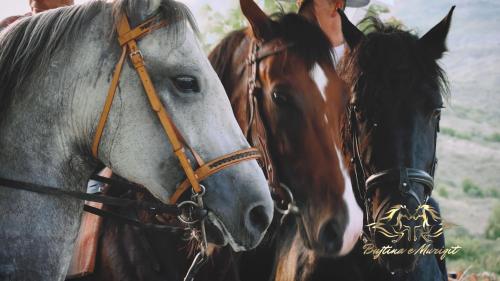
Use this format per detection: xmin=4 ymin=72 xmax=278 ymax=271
xmin=0 ymin=15 xmax=23 ymax=30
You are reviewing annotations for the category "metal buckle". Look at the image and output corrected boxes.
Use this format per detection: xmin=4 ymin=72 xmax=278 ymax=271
xmin=129 ymin=50 xmax=143 ymax=60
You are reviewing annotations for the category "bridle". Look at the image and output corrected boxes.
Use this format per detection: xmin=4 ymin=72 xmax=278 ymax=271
xmin=347 ymin=103 xmax=440 ymax=240
xmin=0 ymin=14 xmax=263 ymax=281
xmin=245 ymin=38 xmax=318 ymax=249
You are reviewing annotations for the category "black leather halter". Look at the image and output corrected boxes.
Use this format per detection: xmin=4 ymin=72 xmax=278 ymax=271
xmin=348 ymin=104 xmax=440 ymax=236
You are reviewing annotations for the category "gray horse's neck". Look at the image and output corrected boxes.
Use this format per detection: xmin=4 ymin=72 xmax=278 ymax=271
xmin=0 ymin=6 xmax=117 ymax=281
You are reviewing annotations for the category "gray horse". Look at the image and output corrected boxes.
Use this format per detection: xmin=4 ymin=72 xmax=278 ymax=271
xmin=0 ymin=0 xmax=273 ymax=280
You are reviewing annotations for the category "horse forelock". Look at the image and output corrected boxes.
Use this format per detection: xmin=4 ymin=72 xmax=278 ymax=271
xmin=112 ymin=0 xmax=199 ymax=38
xmin=273 ymin=13 xmax=334 ymax=70
xmin=0 ymin=0 xmax=198 ymax=116
xmin=338 ymin=17 xmax=450 ymax=156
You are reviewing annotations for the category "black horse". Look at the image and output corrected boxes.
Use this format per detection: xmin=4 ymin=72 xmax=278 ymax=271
xmin=306 ymin=7 xmax=455 ymax=281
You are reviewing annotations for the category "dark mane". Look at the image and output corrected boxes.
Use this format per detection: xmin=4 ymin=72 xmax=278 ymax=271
xmin=208 ymin=29 xmax=247 ymax=94
xmin=339 ymin=17 xmax=450 ymax=153
xmin=270 ymin=13 xmax=334 ymax=67
xmin=0 ymin=0 xmax=197 ymax=115
xmin=208 ymin=12 xmax=333 ymax=84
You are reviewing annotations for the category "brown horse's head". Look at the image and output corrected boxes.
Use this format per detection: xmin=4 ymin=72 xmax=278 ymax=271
xmin=208 ymin=0 xmax=363 ymax=257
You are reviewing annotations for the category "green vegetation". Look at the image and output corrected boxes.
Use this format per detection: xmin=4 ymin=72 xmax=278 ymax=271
xmin=446 ymin=227 xmax=500 ymax=274
xmin=437 ymin=186 xmax=449 ymax=198
xmin=199 ymin=0 xmax=296 ymax=52
xmin=486 ymin=188 xmax=500 ymax=198
xmin=485 ymin=133 xmax=500 ymax=143
xmin=462 ymin=179 xmax=484 ymax=198
xmin=441 ymin=127 xmax=500 ymax=144
xmin=441 ymin=127 xmax=474 ymax=141
xmin=262 ymin=0 xmax=297 ymax=14
xmin=485 ymin=203 xmax=500 ymax=240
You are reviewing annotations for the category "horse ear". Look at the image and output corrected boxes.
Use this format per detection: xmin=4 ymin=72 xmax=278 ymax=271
xmin=126 ymin=0 xmax=162 ymax=24
xmin=338 ymin=9 xmax=365 ymax=49
xmin=418 ymin=6 xmax=455 ymax=60
xmin=240 ymin=0 xmax=274 ymax=42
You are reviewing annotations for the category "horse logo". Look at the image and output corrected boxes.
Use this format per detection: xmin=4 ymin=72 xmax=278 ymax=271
xmin=367 ymin=204 xmax=444 ymax=243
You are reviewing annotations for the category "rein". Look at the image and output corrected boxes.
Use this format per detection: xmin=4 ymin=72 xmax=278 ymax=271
xmin=245 ymin=39 xmax=317 ymax=249
xmin=347 ymin=104 xmax=439 ymax=240
xmin=0 ymin=14 xmax=264 ymax=281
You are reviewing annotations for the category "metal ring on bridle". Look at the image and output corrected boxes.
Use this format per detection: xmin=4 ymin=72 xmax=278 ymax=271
xmin=192 ymin=184 xmax=206 ymax=198
xmin=177 ymin=200 xmax=201 ymax=224
xmin=274 ymin=183 xmax=299 ymax=215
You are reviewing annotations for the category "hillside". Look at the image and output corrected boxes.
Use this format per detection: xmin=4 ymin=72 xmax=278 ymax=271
xmin=390 ymin=0 xmax=500 ymax=275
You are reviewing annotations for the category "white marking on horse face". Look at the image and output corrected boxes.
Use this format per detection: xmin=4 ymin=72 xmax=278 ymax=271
xmin=336 ymin=147 xmax=363 ymax=256
xmin=311 ymin=63 xmax=328 ymax=101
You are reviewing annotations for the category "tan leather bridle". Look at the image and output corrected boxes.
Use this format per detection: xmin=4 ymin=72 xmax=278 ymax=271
xmin=92 ymin=15 xmax=262 ymax=205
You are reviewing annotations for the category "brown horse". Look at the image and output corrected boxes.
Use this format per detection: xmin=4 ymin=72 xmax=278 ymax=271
xmin=69 ymin=0 xmax=361 ymax=280
xmin=200 ymin=1 xmax=362 ymax=280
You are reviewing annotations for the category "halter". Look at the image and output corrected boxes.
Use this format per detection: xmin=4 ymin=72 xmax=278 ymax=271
xmin=245 ymin=39 xmax=318 ymax=249
xmin=246 ymin=39 xmax=293 ymax=204
xmin=347 ymin=104 xmax=439 ymax=240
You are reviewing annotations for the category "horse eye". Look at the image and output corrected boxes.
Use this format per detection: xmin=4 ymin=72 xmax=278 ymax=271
xmin=173 ymin=75 xmax=199 ymax=93
xmin=272 ymin=91 xmax=290 ymax=106
xmin=432 ymin=108 xmax=442 ymax=119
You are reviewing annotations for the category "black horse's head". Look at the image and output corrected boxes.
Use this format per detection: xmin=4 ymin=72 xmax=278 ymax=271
xmin=338 ymin=7 xmax=454 ymax=274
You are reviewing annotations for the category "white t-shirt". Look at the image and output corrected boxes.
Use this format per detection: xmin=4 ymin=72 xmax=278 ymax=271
xmin=332 ymin=43 xmax=346 ymax=68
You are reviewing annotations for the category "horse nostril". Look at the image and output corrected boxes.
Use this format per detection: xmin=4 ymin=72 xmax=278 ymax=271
xmin=319 ymin=219 xmax=343 ymax=254
xmin=247 ymin=204 xmax=270 ymax=234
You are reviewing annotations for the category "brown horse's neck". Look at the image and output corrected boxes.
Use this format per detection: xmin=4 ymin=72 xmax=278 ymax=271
xmin=275 ymin=233 xmax=316 ymax=281
xmin=208 ymin=29 xmax=253 ymax=135
xmin=80 ymin=188 xmax=194 ymax=281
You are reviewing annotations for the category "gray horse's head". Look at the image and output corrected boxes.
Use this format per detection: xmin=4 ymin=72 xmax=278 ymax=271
xmin=0 ymin=0 xmax=273 ymax=251
xmin=102 ymin=0 xmax=273 ymax=250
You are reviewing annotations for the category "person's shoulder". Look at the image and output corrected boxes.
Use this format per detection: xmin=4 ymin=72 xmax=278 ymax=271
xmin=0 ymin=13 xmax=31 ymax=29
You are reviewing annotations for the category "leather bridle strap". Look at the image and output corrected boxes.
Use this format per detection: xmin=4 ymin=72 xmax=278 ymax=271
xmin=170 ymin=148 xmax=261 ymax=203
xmin=92 ymin=15 xmax=262 ymax=203
xmin=0 ymin=177 xmax=181 ymax=215
xmin=246 ymin=40 xmax=293 ymax=202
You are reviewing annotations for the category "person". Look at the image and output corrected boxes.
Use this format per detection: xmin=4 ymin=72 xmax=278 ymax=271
xmin=0 ymin=0 xmax=74 ymax=29
xmin=297 ymin=0 xmax=370 ymax=62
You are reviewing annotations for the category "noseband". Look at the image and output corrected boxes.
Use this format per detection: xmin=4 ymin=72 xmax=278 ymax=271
xmin=348 ymin=104 xmax=439 ymax=238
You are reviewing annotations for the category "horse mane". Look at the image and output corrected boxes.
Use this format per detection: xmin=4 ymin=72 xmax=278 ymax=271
xmin=0 ymin=0 xmax=197 ymax=115
xmin=339 ymin=16 xmax=450 ymax=154
xmin=269 ymin=13 xmax=335 ymax=68
xmin=208 ymin=29 xmax=247 ymax=96
xmin=208 ymin=12 xmax=334 ymax=87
